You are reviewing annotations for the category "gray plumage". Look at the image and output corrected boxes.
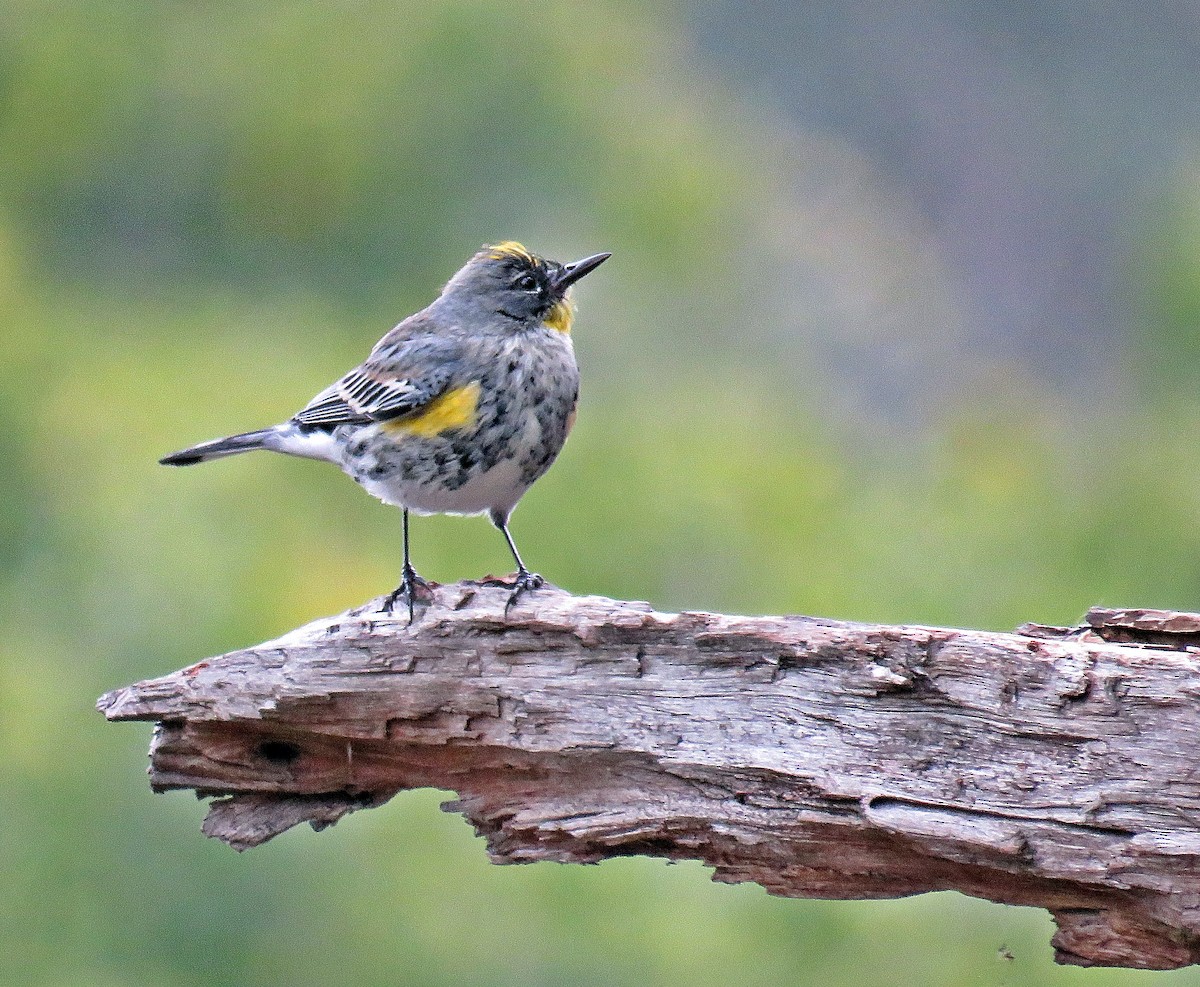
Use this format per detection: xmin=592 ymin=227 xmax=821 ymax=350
xmin=161 ymin=241 xmax=610 ymax=616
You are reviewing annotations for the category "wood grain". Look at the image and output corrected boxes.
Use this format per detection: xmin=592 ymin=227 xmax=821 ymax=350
xmin=98 ymin=582 xmax=1200 ymax=969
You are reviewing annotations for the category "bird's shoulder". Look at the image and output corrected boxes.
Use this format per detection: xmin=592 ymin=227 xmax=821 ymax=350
xmin=293 ymin=314 xmax=467 ymax=427
xmin=367 ymin=311 xmax=447 ymax=360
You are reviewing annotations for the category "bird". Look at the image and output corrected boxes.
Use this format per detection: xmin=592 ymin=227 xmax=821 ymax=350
xmin=160 ymin=241 xmax=610 ymax=621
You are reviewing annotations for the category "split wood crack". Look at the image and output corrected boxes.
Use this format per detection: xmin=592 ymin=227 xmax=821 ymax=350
xmin=97 ymin=583 xmax=1200 ymax=970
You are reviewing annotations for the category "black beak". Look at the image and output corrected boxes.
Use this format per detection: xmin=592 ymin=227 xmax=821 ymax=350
xmin=551 ymin=251 xmax=611 ymax=292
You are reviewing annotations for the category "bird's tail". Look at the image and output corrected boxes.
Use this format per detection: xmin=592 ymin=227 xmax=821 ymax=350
xmin=159 ymin=427 xmax=278 ymax=466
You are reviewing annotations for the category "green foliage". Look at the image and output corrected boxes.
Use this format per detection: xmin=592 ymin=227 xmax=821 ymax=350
xmin=4 ymin=3 xmax=1200 ymax=985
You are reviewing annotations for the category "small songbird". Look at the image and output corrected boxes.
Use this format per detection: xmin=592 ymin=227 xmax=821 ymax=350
xmin=161 ymin=241 xmax=610 ymax=620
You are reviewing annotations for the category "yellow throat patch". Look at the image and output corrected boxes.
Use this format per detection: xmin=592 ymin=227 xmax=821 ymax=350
xmin=382 ymin=381 xmax=481 ymax=438
xmin=545 ymin=297 xmax=575 ymax=334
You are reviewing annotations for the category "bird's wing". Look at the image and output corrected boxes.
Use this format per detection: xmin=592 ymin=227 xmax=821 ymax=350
xmin=293 ymin=330 xmax=461 ymax=428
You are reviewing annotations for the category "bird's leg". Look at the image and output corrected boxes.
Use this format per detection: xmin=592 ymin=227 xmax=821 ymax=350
xmin=484 ymin=514 xmax=544 ymax=612
xmin=382 ymin=509 xmax=428 ymax=623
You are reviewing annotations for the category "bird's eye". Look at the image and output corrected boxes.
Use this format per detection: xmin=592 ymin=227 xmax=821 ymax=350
xmin=514 ymin=273 xmax=538 ymax=292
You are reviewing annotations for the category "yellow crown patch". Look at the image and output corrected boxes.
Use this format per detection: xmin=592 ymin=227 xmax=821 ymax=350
xmin=486 ymin=241 xmax=535 ymax=264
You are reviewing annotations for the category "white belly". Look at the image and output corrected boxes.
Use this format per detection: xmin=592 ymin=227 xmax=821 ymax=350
xmin=359 ymin=456 xmax=529 ymax=518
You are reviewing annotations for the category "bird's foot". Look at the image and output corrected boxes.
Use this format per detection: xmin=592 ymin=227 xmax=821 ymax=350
xmin=482 ymin=569 xmax=545 ymax=614
xmin=382 ymin=564 xmax=430 ymax=624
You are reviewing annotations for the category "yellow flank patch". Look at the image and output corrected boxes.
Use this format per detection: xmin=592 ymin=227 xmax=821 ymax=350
xmin=545 ymin=297 xmax=575 ymax=334
xmin=382 ymin=381 xmax=481 ymax=438
xmin=487 ymin=240 xmax=534 ymax=263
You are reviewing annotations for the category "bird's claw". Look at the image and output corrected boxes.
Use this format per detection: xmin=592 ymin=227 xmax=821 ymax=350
xmin=382 ymin=565 xmax=430 ymax=624
xmin=482 ymin=569 xmax=544 ymax=613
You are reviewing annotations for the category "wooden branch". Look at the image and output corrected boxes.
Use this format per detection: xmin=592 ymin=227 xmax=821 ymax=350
xmin=98 ymin=583 xmax=1200 ymax=970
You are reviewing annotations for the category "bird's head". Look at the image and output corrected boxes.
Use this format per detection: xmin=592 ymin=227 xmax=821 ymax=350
xmin=442 ymin=241 xmax=611 ymax=333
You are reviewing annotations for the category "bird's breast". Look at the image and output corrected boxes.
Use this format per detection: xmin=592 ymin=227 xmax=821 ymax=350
xmin=340 ymin=331 xmax=578 ymax=515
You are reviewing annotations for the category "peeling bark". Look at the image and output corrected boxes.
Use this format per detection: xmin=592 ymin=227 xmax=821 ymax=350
xmin=98 ymin=583 xmax=1200 ymax=969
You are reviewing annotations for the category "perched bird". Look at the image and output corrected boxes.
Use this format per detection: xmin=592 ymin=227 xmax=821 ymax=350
xmin=161 ymin=241 xmax=610 ymax=620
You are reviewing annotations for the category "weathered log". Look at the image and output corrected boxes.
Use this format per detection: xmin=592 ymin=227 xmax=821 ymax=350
xmin=98 ymin=582 xmax=1200 ymax=969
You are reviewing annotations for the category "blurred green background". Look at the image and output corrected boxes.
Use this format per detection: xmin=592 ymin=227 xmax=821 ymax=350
xmin=6 ymin=2 xmax=1200 ymax=984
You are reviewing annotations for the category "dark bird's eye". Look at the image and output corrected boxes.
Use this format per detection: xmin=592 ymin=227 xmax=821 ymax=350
xmin=514 ymin=273 xmax=538 ymax=291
